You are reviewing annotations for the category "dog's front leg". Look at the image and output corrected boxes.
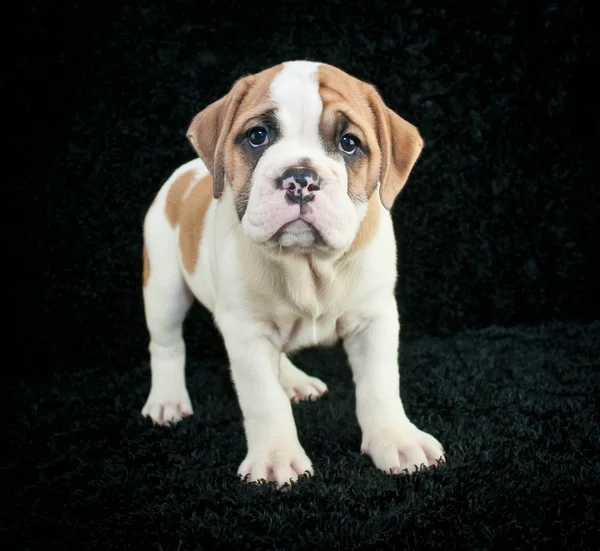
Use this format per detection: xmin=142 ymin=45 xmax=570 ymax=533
xmin=217 ymin=313 xmax=313 ymax=487
xmin=342 ymin=305 xmax=445 ymax=474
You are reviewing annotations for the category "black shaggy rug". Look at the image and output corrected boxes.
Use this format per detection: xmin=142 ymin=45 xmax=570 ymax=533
xmin=4 ymin=322 xmax=600 ymax=549
xmin=7 ymin=0 xmax=599 ymax=549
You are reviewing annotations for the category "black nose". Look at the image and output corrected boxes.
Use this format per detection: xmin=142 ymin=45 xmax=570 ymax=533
xmin=281 ymin=167 xmax=321 ymax=206
xmin=281 ymin=167 xmax=321 ymax=190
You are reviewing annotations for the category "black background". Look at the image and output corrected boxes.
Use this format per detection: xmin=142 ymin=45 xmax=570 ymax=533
xmin=13 ymin=0 xmax=599 ymax=377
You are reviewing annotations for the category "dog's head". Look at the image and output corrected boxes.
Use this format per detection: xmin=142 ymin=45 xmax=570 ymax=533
xmin=187 ymin=61 xmax=423 ymax=255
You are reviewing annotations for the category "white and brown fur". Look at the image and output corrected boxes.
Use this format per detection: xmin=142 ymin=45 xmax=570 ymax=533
xmin=141 ymin=61 xmax=445 ymax=486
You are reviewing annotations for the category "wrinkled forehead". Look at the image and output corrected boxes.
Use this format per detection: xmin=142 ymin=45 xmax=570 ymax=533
xmin=234 ymin=62 xmax=373 ymax=137
xmin=317 ymin=64 xmax=376 ymax=129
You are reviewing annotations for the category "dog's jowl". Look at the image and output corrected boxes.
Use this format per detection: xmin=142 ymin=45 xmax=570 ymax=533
xmin=141 ymin=61 xmax=445 ymax=487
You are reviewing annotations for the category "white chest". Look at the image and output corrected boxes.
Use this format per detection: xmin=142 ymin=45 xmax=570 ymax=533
xmin=266 ymin=255 xmax=355 ymax=352
xmin=277 ymin=312 xmax=340 ymax=352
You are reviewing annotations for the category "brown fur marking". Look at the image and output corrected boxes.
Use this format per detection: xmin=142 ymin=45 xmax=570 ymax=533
xmin=187 ymin=65 xmax=284 ymax=212
xmin=346 ymin=192 xmax=381 ymax=256
xmin=223 ymin=65 xmax=284 ymax=207
xmin=178 ymin=174 xmax=214 ymax=275
xmin=318 ymin=63 xmax=424 ymax=211
xmin=165 ymin=170 xmax=196 ymax=228
xmin=317 ymin=64 xmax=383 ymax=257
xmin=318 ymin=64 xmax=382 ymax=201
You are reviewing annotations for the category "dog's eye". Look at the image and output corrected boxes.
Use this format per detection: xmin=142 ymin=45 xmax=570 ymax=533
xmin=339 ymin=134 xmax=360 ymax=155
xmin=247 ymin=126 xmax=269 ymax=148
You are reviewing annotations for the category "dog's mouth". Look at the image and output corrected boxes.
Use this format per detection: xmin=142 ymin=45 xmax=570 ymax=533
xmin=271 ymin=218 xmax=324 ymax=248
xmin=280 ymin=219 xmax=314 ymax=231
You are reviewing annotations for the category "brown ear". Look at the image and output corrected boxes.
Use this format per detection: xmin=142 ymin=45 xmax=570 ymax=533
xmin=186 ymin=76 xmax=253 ymax=199
xmin=365 ymin=85 xmax=424 ymax=210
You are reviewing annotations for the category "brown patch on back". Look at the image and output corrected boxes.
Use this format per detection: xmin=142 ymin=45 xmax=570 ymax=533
xmin=142 ymin=245 xmax=150 ymax=287
xmin=177 ymin=174 xmax=214 ymax=275
xmin=165 ymin=170 xmax=197 ymax=227
xmin=344 ymin=192 xmax=381 ymax=257
xmin=161 ymin=169 xmax=214 ymax=275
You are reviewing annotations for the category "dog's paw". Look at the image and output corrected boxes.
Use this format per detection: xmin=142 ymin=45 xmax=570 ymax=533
xmin=362 ymin=422 xmax=445 ymax=474
xmin=141 ymin=388 xmax=193 ymax=426
xmin=284 ymin=375 xmax=328 ymax=403
xmin=279 ymin=363 xmax=328 ymax=403
xmin=238 ymin=441 xmax=313 ymax=488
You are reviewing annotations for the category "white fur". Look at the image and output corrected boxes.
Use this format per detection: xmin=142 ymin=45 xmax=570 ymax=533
xmin=141 ymin=62 xmax=444 ymax=487
xmin=269 ymin=61 xmax=323 ymax=144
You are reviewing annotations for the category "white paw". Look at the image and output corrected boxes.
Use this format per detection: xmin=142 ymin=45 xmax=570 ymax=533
xmin=141 ymin=387 xmax=193 ymax=426
xmin=362 ymin=422 xmax=445 ymax=474
xmin=280 ymin=362 xmax=328 ymax=403
xmin=238 ymin=440 xmax=314 ymax=487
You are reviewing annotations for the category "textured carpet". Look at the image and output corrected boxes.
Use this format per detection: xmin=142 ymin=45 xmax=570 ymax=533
xmin=8 ymin=0 xmax=600 ymax=549
xmin=4 ymin=322 xmax=599 ymax=549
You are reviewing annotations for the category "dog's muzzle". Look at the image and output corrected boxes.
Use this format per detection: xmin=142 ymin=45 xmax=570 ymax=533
xmin=281 ymin=167 xmax=321 ymax=206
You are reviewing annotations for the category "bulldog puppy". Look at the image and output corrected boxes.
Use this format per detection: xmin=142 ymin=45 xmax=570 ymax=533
xmin=141 ymin=61 xmax=445 ymax=486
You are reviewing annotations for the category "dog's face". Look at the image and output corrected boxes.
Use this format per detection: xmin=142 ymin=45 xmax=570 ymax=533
xmin=187 ymin=61 xmax=424 ymax=254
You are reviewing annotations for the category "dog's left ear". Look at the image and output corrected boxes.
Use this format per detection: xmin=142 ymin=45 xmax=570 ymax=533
xmin=364 ymin=85 xmax=424 ymax=210
xmin=186 ymin=75 xmax=253 ymax=199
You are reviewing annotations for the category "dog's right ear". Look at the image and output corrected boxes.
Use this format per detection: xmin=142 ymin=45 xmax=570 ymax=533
xmin=186 ymin=76 xmax=253 ymax=199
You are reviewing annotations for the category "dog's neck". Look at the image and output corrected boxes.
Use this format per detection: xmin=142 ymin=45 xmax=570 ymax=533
xmin=254 ymin=237 xmax=346 ymax=282
xmin=250 ymin=236 xmax=362 ymax=317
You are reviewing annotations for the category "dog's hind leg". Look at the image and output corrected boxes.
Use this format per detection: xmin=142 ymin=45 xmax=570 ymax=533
xmin=141 ymin=192 xmax=194 ymax=426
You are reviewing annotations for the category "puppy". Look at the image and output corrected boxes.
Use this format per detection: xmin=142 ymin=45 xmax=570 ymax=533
xmin=141 ymin=61 xmax=445 ymax=486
